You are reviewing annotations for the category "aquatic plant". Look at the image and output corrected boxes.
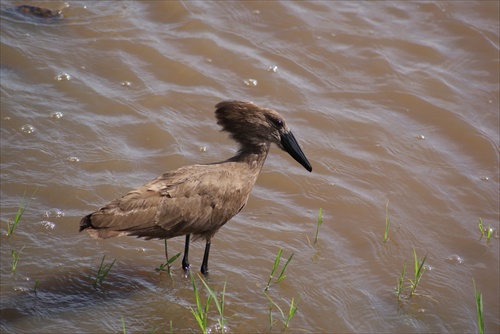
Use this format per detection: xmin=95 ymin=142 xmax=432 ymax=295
xmin=478 ymin=218 xmax=492 ymax=243
xmin=92 ymin=255 xmax=116 ymax=288
xmin=395 ymin=248 xmax=428 ymax=299
xmin=265 ymin=248 xmax=294 ymax=291
xmin=473 ymin=279 xmax=484 ymax=334
xmin=265 ymin=293 xmax=300 ymax=331
xmin=198 ymin=273 xmax=227 ymax=333
xmin=189 ymin=272 xmax=228 ymax=334
xmin=11 ymin=246 xmax=25 ymax=272
xmin=383 ymin=201 xmax=400 ymax=243
xmin=383 ymin=201 xmax=391 ymax=243
xmin=396 ymin=260 xmax=407 ymax=299
xmin=190 ymin=271 xmax=210 ymax=333
xmin=33 ymin=279 xmax=40 ymax=295
xmin=408 ymin=248 xmax=427 ymax=297
xmin=155 ymin=240 xmax=181 ymax=278
xmin=6 ymin=188 xmax=37 ymax=237
xmin=314 ymin=208 xmax=323 ymax=244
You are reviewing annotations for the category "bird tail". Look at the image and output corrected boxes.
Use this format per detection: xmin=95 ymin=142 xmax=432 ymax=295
xmin=79 ymin=214 xmax=93 ymax=232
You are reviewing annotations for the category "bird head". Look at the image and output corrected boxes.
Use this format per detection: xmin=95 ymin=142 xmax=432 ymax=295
xmin=215 ymin=100 xmax=312 ymax=172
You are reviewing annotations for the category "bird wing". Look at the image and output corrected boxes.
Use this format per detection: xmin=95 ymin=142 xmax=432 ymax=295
xmin=84 ymin=164 xmax=252 ymax=240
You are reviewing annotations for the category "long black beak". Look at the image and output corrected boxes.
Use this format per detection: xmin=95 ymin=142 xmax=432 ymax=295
xmin=281 ymin=131 xmax=312 ymax=172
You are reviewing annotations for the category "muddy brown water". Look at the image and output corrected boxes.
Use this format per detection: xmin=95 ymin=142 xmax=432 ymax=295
xmin=1 ymin=1 xmax=499 ymax=333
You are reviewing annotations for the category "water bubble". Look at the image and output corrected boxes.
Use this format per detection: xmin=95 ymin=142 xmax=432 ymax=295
xmin=21 ymin=124 xmax=35 ymax=134
xmin=54 ymin=73 xmax=71 ymax=81
xmin=252 ymin=9 xmax=260 ymax=14
xmin=50 ymin=112 xmax=63 ymax=119
xmin=43 ymin=208 xmax=64 ymax=218
xmin=205 ymin=58 xmax=213 ymax=63
xmin=416 ymin=135 xmax=425 ymax=140
xmin=120 ymin=81 xmax=132 ymax=87
xmin=40 ymin=221 xmax=55 ymax=229
xmin=4 ymin=116 xmax=11 ymax=121
xmin=207 ymin=323 xmax=228 ymax=333
xmin=244 ymin=78 xmax=258 ymax=87
xmin=480 ymin=176 xmax=489 ymax=181
xmin=68 ymin=157 xmax=80 ymax=162
xmin=267 ymin=66 xmax=278 ymax=73
xmin=199 ymin=146 xmax=207 ymax=152
xmin=445 ymin=254 xmax=463 ymax=265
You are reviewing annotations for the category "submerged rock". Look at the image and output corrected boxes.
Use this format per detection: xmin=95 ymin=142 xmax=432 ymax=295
xmin=16 ymin=4 xmax=63 ymax=20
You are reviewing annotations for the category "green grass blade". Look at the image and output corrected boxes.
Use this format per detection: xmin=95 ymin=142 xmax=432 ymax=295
xmin=93 ymin=255 xmax=116 ymax=288
xmin=100 ymin=259 xmax=116 ymax=284
xmin=284 ymin=295 xmax=300 ymax=329
xmin=7 ymin=188 xmax=38 ymax=237
xmin=265 ymin=293 xmax=284 ymax=320
xmin=33 ymin=279 xmax=40 ymax=295
xmin=268 ymin=300 xmax=274 ymax=331
xmin=276 ymin=253 xmax=294 ymax=283
xmin=314 ymin=208 xmax=323 ymax=244
xmin=191 ymin=272 xmax=202 ymax=317
xmin=11 ymin=249 xmax=19 ymax=272
xmin=383 ymin=200 xmax=391 ymax=243
xmin=409 ymin=249 xmax=427 ymax=297
xmin=190 ymin=271 xmax=208 ymax=333
xmin=396 ymin=260 xmax=407 ymax=299
xmin=266 ymin=292 xmax=299 ymax=331
xmin=265 ymin=248 xmax=283 ymax=291
xmin=413 ymin=248 xmax=419 ymax=279
xmin=473 ymin=279 xmax=484 ymax=334
xmin=271 ymin=248 xmax=282 ymax=277
xmin=198 ymin=273 xmax=227 ymax=332
xmin=11 ymin=246 xmax=26 ymax=272
xmin=121 ymin=316 xmax=126 ymax=334
xmin=478 ymin=218 xmax=484 ymax=235
xmin=167 ymin=252 xmax=182 ymax=265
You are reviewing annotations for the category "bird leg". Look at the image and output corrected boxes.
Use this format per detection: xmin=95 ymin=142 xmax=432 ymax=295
xmin=182 ymin=234 xmax=190 ymax=270
xmin=200 ymin=239 xmax=211 ymax=275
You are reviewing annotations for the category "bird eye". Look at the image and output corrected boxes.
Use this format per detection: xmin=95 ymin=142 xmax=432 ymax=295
xmin=274 ymin=119 xmax=283 ymax=129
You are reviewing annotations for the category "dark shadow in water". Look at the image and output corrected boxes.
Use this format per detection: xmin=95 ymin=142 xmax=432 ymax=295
xmin=0 ymin=262 xmax=191 ymax=328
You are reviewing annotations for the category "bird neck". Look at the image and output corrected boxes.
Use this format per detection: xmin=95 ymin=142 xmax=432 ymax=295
xmin=229 ymin=142 xmax=271 ymax=172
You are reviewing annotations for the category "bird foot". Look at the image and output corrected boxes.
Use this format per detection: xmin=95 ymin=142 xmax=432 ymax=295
xmin=182 ymin=259 xmax=190 ymax=270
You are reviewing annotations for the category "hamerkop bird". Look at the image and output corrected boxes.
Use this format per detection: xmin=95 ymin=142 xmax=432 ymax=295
xmin=80 ymin=100 xmax=312 ymax=274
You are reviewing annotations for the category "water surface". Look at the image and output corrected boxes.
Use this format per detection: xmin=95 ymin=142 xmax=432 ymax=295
xmin=1 ymin=1 xmax=499 ymax=333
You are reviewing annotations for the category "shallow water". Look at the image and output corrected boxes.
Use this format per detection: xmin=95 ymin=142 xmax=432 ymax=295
xmin=1 ymin=1 xmax=499 ymax=333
